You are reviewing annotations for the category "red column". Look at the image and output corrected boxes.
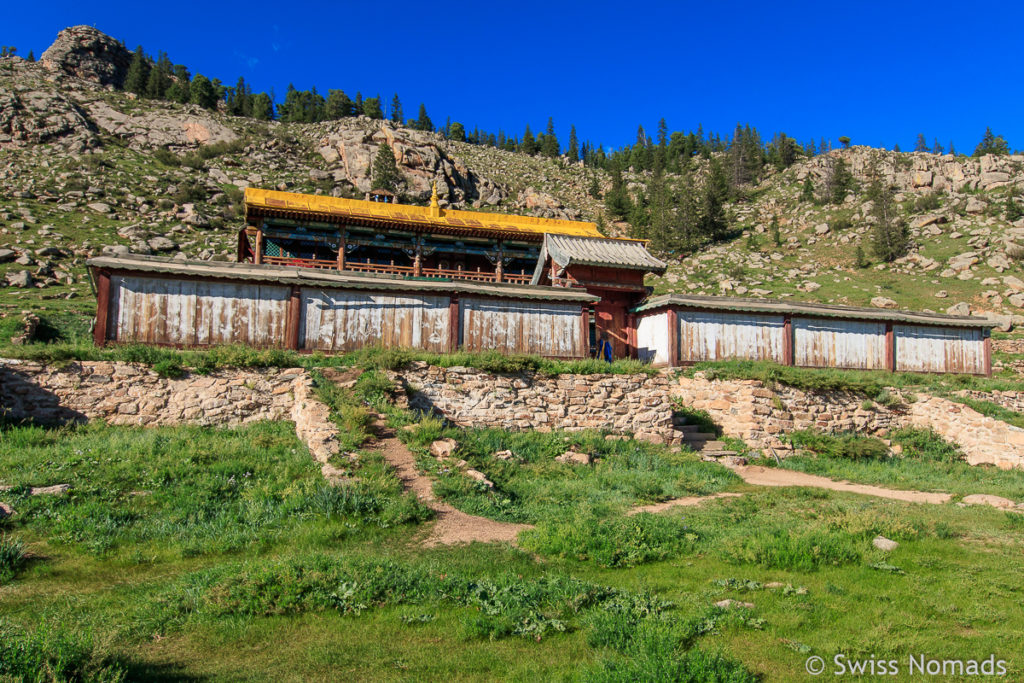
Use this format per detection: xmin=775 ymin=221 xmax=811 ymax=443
xmin=286 ymin=285 xmax=301 ymax=350
xmin=984 ymin=334 xmax=993 ymax=378
xmin=448 ymin=296 xmax=460 ymax=352
xmin=783 ymin=315 xmax=794 ymax=366
xmin=579 ymin=305 xmax=590 ymax=358
xmin=626 ymin=313 xmax=637 ymax=359
xmin=885 ymin=322 xmax=896 ymax=372
xmin=93 ymin=269 xmax=111 ymax=347
xmin=667 ymin=308 xmax=679 ymax=368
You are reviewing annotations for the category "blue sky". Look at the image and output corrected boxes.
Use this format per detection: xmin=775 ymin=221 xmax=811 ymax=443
xmin=7 ymin=0 xmax=1023 ymax=154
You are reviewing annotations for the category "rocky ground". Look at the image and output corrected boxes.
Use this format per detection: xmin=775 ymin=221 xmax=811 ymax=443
xmin=3 ymin=26 xmax=1024 ymax=338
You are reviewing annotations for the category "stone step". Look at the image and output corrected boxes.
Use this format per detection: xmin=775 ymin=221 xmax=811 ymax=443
xmin=680 ymin=432 xmax=717 ymax=442
xmin=673 ymin=424 xmax=702 ymax=433
xmin=701 ymin=449 xmax=738 ymax=458
xmin=697 ymin=440 xmax=730 ymax=451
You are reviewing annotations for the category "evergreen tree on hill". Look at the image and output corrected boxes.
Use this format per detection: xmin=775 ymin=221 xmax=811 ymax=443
xmin=165 ymin=65 xmax=190 ymax=103
xmin=324 ymin=90 xmax=352 ymax=119
xmin=604 ymin=163 xmax=632 ymax=219
xmin=973 ymin=127 xmax=1009 ymax=156
xmin=145 ymin=52 xmax=172 ymax=100
xmin=362 ymin=96 xmax=384 ymax=119
xmin=867 ymin=175 xmax=909 ymax=262
xmin=448 ymin=122 xmax=466 ymax=142
xmin=567 ymin=125 xmax=579 ymax=162
xmin=914 ymin=133 xmax=928 ymax=152
xmin=189 ymin=74 xmax=217 ymax=110
xmin=251 ymin=92 xmax=274 ymax=120
xmin=542 ymin=117 xmax=559 ymax=158
xmin=124 ymin=46 xmax=150 ymax=96
xmin=415 ymin=104 xmax=433 ymax=131
xmin=390 ymin=94 xmax=403 ymax=124
xmin=520 ymin=125 xmax=537 ymax=155
xmin=371 ymin=144 xmax=401 ymax=194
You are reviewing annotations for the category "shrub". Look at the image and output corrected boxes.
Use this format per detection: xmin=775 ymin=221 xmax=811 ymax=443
xmin=785 ymin=429 xmax=890 ymax=461
xmin=519 ymin=512 xmax=699 ymax=567
xmin=0 ymin=535 xmax=26 ymax=583
xmin=889 ymin=428 xmax=964 ymax=462
xmin=152 ymin=359 xmax=185 ymax=379
xmin=0 ymin=619 xmax=126 ymax=682
xmin=719 ymin=527 xmax=862 ymax=571
xmin=152 ymin=148 xmax=181 ymax=167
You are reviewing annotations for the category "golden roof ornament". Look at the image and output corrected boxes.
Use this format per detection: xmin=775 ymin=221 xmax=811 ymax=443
xmin=429 ymin=180 xmax=441 ymax=217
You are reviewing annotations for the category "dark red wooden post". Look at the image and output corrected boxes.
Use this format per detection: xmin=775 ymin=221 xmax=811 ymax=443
xmin=448 ymin=296 xmax=460 ymax=352
xmin=626 ymin=313 xmax=637 ymax=359
xmin=783 ymin=315 xmax=794 ymax=366
xmin=286 ymin=285 xmax=301 ymax=350
xmin=579 ymin=305 xmax=590 ymax=358
xmin=667 ymin=308 xmax=679 ymax=368
xmin=984 ymin=333 xmax=992 ymax=377
xmin=93 ymin=269 xmax=111 ymax=347
xmin=885 ymin=322 xmax=895 ymax=372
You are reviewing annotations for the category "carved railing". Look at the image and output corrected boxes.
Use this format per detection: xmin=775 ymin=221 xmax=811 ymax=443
xmin=259 ymin=255 xmax=532 ymax=284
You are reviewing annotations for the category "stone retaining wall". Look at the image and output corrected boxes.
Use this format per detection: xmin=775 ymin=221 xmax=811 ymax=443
xmin=957 ymin=389 xmax=1024 ymax=413
xmin=673 ymin=373 xmax=1024 ymax=470
xmin=0 ymin=359 xmax=302 ymax=425
xmin=391 ymin=362 xmax=676 ymax=442
xmin=0 ymin=360 xmax=342 ymax=477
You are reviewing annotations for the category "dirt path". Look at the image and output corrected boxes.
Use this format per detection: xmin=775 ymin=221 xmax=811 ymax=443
xmin=374 ymin=428 xmax=532 ymax=547
xmin=627 ymin=492 xmax=743 ymax=516
xmin=729 ymin=465 xmax=954 ymax=504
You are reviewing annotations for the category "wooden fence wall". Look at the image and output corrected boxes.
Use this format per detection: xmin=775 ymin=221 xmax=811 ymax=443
xmin=98 ymin=273 xmax=587 ymax=358
xmin=636 ymin=306 xmax=990 ymax=376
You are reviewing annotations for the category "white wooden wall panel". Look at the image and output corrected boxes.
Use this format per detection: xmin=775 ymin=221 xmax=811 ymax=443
xmin=460 ymin=298 xmax=581 ymax=357
xmin=678 ymin=311 xmax=786 ymax=363
xmin=794 ymin=318 xmax=887 ymax=369
xmin=300 ymin=289 xmax=450 ymax=352
xmin=895 ymin=324 xmax=986 ymax=374
xmin=636 ymin=312 xmax=670 ymax=365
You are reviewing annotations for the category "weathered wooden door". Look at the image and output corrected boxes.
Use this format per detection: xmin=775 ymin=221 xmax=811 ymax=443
xmin=594 ymin=299 xmax=628 ymax=359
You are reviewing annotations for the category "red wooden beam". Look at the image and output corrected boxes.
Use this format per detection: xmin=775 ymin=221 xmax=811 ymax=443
xmin=286 ymin=285 xmax=301 ymax=350
xmin=885 ymin=322 xmax=895 ymax=372
xmin=93 ymin=269 xmax=111 ymax=347
xmin=667 ymin=308 xmax=679 ymax=368
xmin=783 ymin=315 xmax=794 ymax=366
xmin=626 ymin=313 xmax=637 ymax=359
xmin=448 ymin=296 xmax=460 ymax=352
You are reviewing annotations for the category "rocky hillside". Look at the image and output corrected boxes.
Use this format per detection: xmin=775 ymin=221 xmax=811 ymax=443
xmin=3 ymin=26 xmax=1024 ymax=336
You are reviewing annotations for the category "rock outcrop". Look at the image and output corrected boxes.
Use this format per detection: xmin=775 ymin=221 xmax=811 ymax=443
xmin=39 ymin=25 xmax=132 ymax=87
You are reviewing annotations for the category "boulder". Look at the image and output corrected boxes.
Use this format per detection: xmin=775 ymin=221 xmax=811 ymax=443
xmin=430 ymin=438 xmax=458 ymax=459
xmin=870 ymin=296 xmax=898 ymax=309
xmin=101 ymin=244 xmax=131 ymax=257
xmin=464 ymin=469 xmax=494 ymax=488
xmin=6 ymin=270 xmax=33 ymax=288
xmin=30 ymin=484 xmax=71 ymax=496
xmin=945 ymin=302 xmax=971 ymax=316
xmin=493 ymin=449 xmax=517 ymax=461
xmin=965 ymin=198 xmax=986 ymax=214
xmin=715 ymin=599 xmax=755 ymax=609
xmin=147 ymin=236 xmax=178 ymax=252
xmin=0 ymin=249 xmax=15 ymax=263
xmin=1003 ymin=275 xmax=1024 ymax=292
xmin=961 ymin=494 xmax=1020 ymax=510
xmin=556 ymin=450 xmax=593 ymax=465
xmin=872 ymin=536 xmax=899 ymax=552
xmin=87 ymin=202 xmax=112 ymax=214
xmin=0 ymin=502 xmax=13 ymax=519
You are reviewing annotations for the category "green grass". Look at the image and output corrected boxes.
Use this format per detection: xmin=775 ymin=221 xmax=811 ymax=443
xmin=771 ymin=427 xmax=1024 ymax=500
xmin=400 ymin=423 xmax=739 ymax=526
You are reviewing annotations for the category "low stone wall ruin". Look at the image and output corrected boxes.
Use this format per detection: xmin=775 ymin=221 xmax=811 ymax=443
xmin=390 ymin=362 xmax=677 ymax=442
xmin=673 ymin=373 xmax=1024 ymax=470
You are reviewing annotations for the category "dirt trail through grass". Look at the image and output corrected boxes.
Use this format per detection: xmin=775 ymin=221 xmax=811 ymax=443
xmin=374 ymin=425 xmax=532 ymax=546
xmin=729 ymin=465 xmax=954 ymax=504
xmin=627 ymin=492 xmax=744 ymax=515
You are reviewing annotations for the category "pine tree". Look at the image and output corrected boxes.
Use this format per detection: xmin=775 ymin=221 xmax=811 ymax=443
xmin=390 ymin=94 xmax=403 ymax=124
xmin=914 ymin=133 xmax=928 ymax=152
xmin=822 ymin=157 xmax=854 ymax=204
xmin=144 ymin=54 xmax=170 ymax=100
xmin=541 ymin=117 xmax=559 ymax=158
xmin=893 ymin=143 xmax=902 ymax=153
xmin=588 ymin=173 xmax=601 ymax=198
xmin=838 ymin=136 xmax=851 ymax=149
xmin=604 ymin=164 xmax=632 ymax=219
xmin=973 ymin=127 xmax=1009 ymax=156
xmin=226 ymin=76 xmax=251 ymax=117
xmin=855 ymin=245 xmax=869 ymax=268
xmin=771 ymin=214 xmax=782 ymax=246
xmin=520 ymin=125 xmax=537 ymax=155
xmin=325 ymin=90 xmax=353 ymax=119
xmin=448 ymin=122 xmax=466 ymax=142
xmin=251 ymin=92 xmax=274 ymax=120
xmin=867 ymin=176 xmax=909 ymax=262
xmin=165 ymin=65 xmax=190 ymax=103
xmin=699 ymin=157 xmax=730 ymax=241
xmin=800 ymin=176 xmax=816 ymax=203
xmin=932 ymin=138 xmax=944 ymax=155
xmin=27 ymin=51 xmax=34 ymax=62
xmin=415 ymin=104 xmax=432 ymax=131
xmin=567 ymin=125 xmax=579 ymax=162
xmin=189 ymin=74 xmax=217 ymax=110
xmin=1006 ymin=186 xmax=1023 ymax=222
xmin=371 ymin=144 xmax=401 ymax=193
xmin=354 ymin=92 xmax=363 ymax=114
xmin=949 ymin=140 xmax=957 ymax=156
xmin=124 ymin=46 xmax=150 ymax=95
xmin=362 ymin=96 xmax=384 ymax=119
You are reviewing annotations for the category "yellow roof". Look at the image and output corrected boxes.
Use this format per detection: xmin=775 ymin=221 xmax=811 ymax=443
xmin=244 ymin=187 xmax=604 ymax=239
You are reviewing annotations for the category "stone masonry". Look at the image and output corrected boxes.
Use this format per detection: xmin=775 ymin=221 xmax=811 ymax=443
xmin=0 ymin=360 xmax=340 ymax=475
xmin=673 ymin=372 xmax=1024 ymax=470
xmin=391 ymin=362 xmax=677 ymax=442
